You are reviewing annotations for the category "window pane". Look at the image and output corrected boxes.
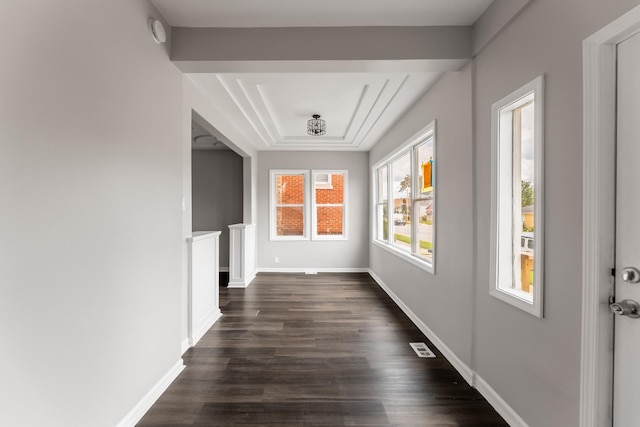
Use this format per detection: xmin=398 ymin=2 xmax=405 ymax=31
xmin=414 ymin=200 xmax=433 ymax=260
xmin=377 ymin=204 xmax=388 ymax=241
xmin=315 ymin=173 xmax=344 ymax=204
xmin=516 ymin=101 xmax=535 ymax=294
xmin=316 ymin=206 xmax=343 ymax=235
xmin=392 ymin=153 xmax=411 ymax=250
xmin=377 ymin=166 xmax=388 ymax=203
xmin=276 ymin=174 xmax=304 ymax=205
xmin=416 ymin=139 xmax=434 ymax=194
xmin=276 ymin=206 xmax=304 ymax=236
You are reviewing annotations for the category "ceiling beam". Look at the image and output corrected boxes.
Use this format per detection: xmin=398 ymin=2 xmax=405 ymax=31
xmin=171 ymin=26 xmax=471 ymax=72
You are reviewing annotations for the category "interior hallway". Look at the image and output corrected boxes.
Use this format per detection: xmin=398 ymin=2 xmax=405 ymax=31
xmin=138 ymin=273 xmax=507 ymax=426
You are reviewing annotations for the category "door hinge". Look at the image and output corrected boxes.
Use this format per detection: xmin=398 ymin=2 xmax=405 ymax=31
xmin=609 ymin=295 xmax=616 ymax=305
xmin=611 ymin=267 xmax=616 ymax=277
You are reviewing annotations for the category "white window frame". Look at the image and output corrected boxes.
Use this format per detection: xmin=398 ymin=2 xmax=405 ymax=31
xmin=372 ymin=121 xmax=436 ymax=274
xmin=269 ymin=169 xmax=310 ymax=241
xmin=489 ymin=75 xmax=544 ymax=317
xmin=375 ymin=166 xmax=388 ymax=242
xmin=311 ymin=170 xmax=348 ymax=240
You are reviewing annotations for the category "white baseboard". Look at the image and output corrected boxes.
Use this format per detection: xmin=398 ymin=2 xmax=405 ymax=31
xmin=190 ymin=308 xmax=222 ymax=347
xmin=475 ymin=375 xmax=530 ymax=427
xmin=219 ymin=266 xmax=229 ymax=272
xmin=227 ymin=271 xmax=256 ymax=288
xmin=367 ymin=269 xmax=475 ymax=385
xmin=256 ymin=267 xmax=370 ymax=274
xmin=116 ymin=359 xmax=185 ymax=427
xmin=368 ymin=269 xmax=527 ymax=426
xmin=181 ymin=338 xmax=190 ymax=355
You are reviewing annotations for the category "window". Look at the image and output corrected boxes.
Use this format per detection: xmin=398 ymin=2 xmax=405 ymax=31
xmin=270 ymin=169 xmax=347 ymax=241
xmin=373 ymin=121 xmax=436 ymax=273
xmin=270 ymin=170 xmax=309 ymax=240
xmin=490 ymin=76 xmax=544 ymax=317
xmin=312 ymin=171 xmax=347 ymax=240
xmin=375 ymin=166 xmax=388 ymax=241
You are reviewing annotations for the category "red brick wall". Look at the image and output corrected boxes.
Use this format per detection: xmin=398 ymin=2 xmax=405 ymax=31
xmin=276 ymin=175 xmax=305 ymax=236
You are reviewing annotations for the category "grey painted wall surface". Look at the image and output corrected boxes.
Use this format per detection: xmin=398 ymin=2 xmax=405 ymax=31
xmin=370 ymin=1 xmax=640 ymax=426
xmin=257 ymin=151 xmax=369 ymax=269
xmin=472 ymin=0 xmax=640 ymax=426
xmin=0 ymin=1 xmax=183 ymax=426
xmin=192 ymin=150 xmax=244 ymax=269
xmin=369 ymin=64 xmax=474 ymax=370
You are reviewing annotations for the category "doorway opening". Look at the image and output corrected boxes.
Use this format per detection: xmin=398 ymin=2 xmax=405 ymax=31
xmin=191 ymin=116 xmax=244 ymax=286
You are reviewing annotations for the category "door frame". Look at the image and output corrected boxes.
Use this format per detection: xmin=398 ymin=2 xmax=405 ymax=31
xmin=581 ymin=5 xmax=640 ymax=426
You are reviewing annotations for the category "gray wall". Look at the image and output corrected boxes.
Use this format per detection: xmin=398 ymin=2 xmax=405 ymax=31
xmin=472 ymin=0 xmax=640 ymax=425
xmin=0 ymin=1 xmax=184 ymax=426
xmin=370 ymin=1 xmax=640 ymax=426
xmin=192 ymin=150 xmax=244 ymax=269
xmin=370 ymin=63 xmax=474 ymax=370
xmin=258 ymin=151 xmax=369 ymax=269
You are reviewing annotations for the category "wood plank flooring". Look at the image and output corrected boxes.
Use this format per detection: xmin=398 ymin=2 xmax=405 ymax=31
xmin=138 ymin=273 xmax=508 ymax=426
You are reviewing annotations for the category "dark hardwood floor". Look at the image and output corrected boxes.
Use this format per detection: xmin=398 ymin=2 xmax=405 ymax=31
xmin=138 ymin=273 xmax=508 ymax=426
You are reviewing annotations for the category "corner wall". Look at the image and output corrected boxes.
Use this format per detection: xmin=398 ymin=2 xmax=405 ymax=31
xmin=0 ymin=1 xmax=184 ymax=425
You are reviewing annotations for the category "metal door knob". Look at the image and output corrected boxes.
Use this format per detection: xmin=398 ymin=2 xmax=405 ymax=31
xmin=610 ymin=299 xmax=640 ymax=318
xmin=622 ymin=267 xmax=640 ymax=283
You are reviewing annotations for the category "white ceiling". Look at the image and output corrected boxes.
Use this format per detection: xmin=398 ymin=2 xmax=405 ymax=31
xmin=152 ymin=0 xmax=493 ymax=28
xmin=188 ymin=71 xmax=442 ymax=151
xmin=153 ymin=1 xmax=493 ymax=151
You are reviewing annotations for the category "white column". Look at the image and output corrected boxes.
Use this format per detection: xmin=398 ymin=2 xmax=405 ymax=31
xmin=228 ymin=224 xmax=257 ymax=288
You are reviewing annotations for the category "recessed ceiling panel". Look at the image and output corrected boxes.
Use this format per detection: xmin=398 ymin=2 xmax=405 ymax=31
xmin=188 ymin=70 xmax=442 ymax=151
xmin=216 ymin=73 xmax=414 ymax=148
xmin=257 ymin=80 xmax=365 ymax=139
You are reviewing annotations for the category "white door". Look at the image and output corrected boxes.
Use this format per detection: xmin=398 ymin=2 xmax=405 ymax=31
xmin=614 ymin=31 xmax=640 ymax=426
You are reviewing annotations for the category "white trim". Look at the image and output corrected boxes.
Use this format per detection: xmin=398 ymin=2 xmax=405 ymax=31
xmin=475 ymin=375 xmax=530 ymax=427
xmin=116 ymin=359 xmax=185 ymax=427
xmin=580 ymin=5 xmax=640 ymax=426
xmin=371 ymin=121 xmax=436 ymax=275
xmin=372 ymin=121 xmax=436 ymax=170
xmin=219 ymin=266 xmax=229 ymax=273
xmin=257 ymin=267 xmax=370 ymax=274
xmin=181 ymin=338 xmax=190 ymax=355
xmin=228 ymin=271 xmax=256 ymax=288
xmin=489 ymin=75 xmax=544 ymax=318
xmin=190 ymin=307 xmax=222 ymax=347
xmin=269 ymin=169 xmax=310 ymax=241
xmin=311 ymin=170 xmax=348 ymax=240
xmin=367 ymin=270 xmax=474 ymax=385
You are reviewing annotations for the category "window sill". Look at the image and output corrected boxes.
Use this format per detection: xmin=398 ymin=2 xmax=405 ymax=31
xmin=372 ymin=240 xmax=434 ymax=274
xmin=490 ymin=286 xmax=542 ymax=317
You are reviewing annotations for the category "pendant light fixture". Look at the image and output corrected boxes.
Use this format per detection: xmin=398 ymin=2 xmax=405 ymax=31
xmin=307 ymin=114 xmax=326 ymax=136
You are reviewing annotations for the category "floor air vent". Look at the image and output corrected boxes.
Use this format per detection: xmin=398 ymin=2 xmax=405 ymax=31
xmin=410 ymin=342 xmax=436 ymax=358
